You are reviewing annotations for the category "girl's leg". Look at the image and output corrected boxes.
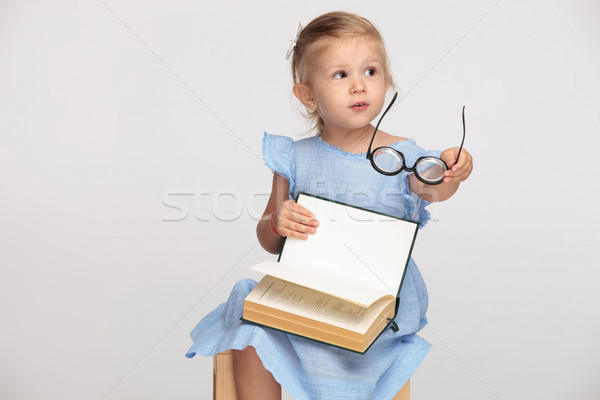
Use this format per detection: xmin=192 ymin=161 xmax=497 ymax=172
xmin=232 ymin=346 xmax=281 ymax=400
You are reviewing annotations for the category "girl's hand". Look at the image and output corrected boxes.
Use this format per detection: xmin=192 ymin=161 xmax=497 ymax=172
xmin=273 ymin=199 xmax=319 ymax=240
xmin=440 ymin=147 xmax=473 ymax=184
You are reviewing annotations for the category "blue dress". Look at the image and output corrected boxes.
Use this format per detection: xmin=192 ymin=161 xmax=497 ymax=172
xmin=186 ymin=132 xmax=441 ymax=400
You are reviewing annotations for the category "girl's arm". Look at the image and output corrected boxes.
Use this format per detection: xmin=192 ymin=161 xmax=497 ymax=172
xmin=257 ymin=173 xmax=319 ymax=254
xmin=409 ymin=147 xmax=473 ymax=202
xmin=257 ymin=173 xmax=288 ymax=254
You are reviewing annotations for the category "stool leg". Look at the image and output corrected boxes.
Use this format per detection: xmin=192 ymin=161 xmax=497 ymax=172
xmin=214 ymin=350 xmax=237 ymax=400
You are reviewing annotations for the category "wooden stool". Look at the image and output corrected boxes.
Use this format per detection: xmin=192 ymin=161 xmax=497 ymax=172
xmin=213 ymin=350 xmax=410 ymax=400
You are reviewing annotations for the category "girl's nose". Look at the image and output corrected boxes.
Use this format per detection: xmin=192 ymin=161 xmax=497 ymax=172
xmin=350 ymin=77 xmax=367 ymax=94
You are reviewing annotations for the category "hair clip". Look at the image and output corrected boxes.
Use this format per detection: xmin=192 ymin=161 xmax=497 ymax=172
xmin=285 ymin=20 xmax=303 ymax=60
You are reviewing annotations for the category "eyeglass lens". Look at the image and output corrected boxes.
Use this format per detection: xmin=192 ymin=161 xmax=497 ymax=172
xmin=372 ymin=148 xmax=403 ymax=173
xmin=415 ymin=158 xmax=447 ymax=183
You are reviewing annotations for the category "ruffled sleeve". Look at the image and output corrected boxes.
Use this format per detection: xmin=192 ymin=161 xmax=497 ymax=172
xmin=409 ymin=188 xmax=435 ymax=229
xmin=262 ymin=132 xmax=295 ymax=197
xmin=396 ymin=140 xmax=443 ymax=229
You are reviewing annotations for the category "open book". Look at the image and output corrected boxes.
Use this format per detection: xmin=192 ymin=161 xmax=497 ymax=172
xmin=242 ymin=192 xmax=419 ymax=353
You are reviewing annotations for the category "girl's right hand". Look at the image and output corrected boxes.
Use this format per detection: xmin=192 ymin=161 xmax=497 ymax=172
xmin=273 ymin=199 xmax=319 ymax=240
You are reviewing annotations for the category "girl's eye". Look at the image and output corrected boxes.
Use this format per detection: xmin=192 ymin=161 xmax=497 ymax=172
xmin=333 ymin=71 xmax=347 ymax=79
xmin=365 ymin=68 xmax=376 ymax=76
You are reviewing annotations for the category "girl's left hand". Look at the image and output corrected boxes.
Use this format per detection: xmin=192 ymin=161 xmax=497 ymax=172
xmin=440 ymin=147 xmax=473 ymax=184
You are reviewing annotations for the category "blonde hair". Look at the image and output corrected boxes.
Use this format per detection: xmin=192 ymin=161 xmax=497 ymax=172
xmin=291 ymin=12 xmax=395 ymax=134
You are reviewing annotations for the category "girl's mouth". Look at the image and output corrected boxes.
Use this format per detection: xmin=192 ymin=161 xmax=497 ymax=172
xmin=350 ymin=102 xmax=368 ymax=111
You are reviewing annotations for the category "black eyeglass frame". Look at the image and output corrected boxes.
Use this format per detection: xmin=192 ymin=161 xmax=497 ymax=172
xmin=366 ymin=92 xmax=466 ymax=185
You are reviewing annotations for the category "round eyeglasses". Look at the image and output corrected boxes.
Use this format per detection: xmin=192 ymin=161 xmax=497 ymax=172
xmin=366 ymin=92 xmax=466 ymax=185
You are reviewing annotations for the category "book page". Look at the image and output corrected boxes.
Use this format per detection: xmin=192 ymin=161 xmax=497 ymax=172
xmin=277 ymin=193 xmax=418 ymax=300
xmin=251 ymin=260 xmax=384 ymax=307
xmin=246 ymin=275 xmax=390 ymax=334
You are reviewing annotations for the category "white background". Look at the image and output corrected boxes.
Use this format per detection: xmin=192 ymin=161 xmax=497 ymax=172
xmin=1 ymin=1 xmax=599 ymax=399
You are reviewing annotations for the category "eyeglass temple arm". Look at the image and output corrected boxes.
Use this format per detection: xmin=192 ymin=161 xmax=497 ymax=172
xmin=367 ymin=96 xmax=466 ymax=166
xmin=366 ymin=92 xmax=398 ymax=159
xmin=455 ymin=106 xmax=466 ymax=165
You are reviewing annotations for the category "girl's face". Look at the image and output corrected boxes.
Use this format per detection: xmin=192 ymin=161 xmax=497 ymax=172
xmin=307 ymin=36 xmax=388 ymax=134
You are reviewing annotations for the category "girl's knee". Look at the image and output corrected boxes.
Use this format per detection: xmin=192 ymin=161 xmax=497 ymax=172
xmin=232 ymin=346 xmax=260 ymax=367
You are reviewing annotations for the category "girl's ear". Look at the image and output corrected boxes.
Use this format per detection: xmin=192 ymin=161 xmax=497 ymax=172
xmin=385 ymin=79 xmax=393 ymax=92
xmin=293 ymin=83 xmax=317 ymax=110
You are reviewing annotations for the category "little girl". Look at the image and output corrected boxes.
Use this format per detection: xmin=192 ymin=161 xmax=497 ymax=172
xmin=186 ymin=11 xmax=473 ymax=400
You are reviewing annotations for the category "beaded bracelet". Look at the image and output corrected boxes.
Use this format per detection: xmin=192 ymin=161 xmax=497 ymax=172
xmin=270 ymin=210 xmax=281 ymax=236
